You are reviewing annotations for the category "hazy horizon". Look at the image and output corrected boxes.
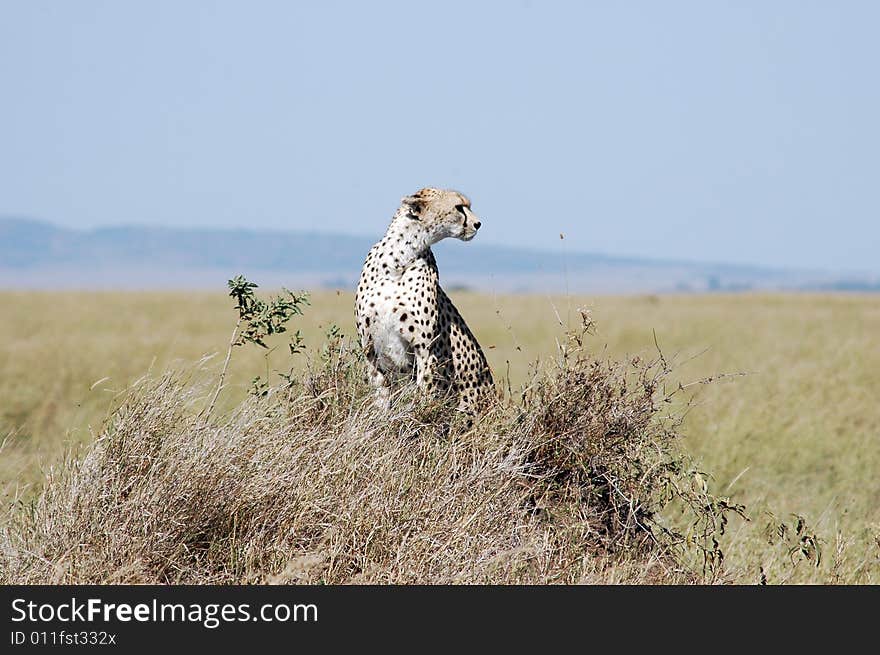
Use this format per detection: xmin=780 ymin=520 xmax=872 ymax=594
xmin=5 ymin=214 xmax=878 ymax=294
xmin=2 ymin=2 xmax=879 ymax=273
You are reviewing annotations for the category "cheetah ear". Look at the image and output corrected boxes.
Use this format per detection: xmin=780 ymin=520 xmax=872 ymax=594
xmin=401 ymin=193 xmax=427 ymax=219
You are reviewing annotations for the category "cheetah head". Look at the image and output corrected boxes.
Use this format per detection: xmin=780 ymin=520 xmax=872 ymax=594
xmin=399 ymin=188 xmax=483 ymax=244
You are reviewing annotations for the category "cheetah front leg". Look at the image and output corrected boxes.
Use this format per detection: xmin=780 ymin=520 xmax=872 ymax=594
xmin=414 ymin=347 xmax=438 ymax=397
xmin=364 ymin=345 xmax=391 ymax=410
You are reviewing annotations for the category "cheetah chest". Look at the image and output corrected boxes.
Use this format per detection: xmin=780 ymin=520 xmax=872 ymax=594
xmin=362 ymin=279 xmax=417 ymax=374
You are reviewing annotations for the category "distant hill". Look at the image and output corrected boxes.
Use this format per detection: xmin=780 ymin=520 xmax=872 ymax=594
xmin=1 ymin=217 xmax=875 ymax=293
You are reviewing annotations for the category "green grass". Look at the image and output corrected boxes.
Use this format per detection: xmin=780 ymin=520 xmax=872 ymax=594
xmin=2 ymin=290 xmax=879 ymax=582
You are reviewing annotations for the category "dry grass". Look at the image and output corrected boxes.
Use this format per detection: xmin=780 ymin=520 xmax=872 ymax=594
xmin=1 ymin=290 xmax=879 ymax=583
xmin=0 ymin=321 xmax=737 ymax=584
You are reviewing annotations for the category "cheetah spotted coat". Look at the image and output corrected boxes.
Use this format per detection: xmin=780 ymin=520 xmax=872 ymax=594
xmin=355 ymin=188 xmax=494 ymax=415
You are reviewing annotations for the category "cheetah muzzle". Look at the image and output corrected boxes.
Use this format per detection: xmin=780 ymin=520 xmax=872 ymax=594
xmin=355 ymin=187 xmax=494 ymax=416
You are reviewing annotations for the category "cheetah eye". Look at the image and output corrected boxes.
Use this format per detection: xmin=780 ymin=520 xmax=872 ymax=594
xmin=454 ymin=204 xmax=467 ymax=219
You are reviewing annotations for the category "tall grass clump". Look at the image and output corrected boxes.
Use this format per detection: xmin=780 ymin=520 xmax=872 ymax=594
xmin=0 ymin=280 xmax=748 ymax=584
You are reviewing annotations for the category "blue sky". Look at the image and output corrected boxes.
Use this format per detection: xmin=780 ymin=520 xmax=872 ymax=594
xmin=1 ymin=1 xmax=878 ymax=271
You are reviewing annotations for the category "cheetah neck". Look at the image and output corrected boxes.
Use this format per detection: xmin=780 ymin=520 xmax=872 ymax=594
xmin=376 ymin=214 xmax=437 ymax=277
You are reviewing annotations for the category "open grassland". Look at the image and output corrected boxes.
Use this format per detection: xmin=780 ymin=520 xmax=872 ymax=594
xmin=1 ymin=290 xmax=879 ymax=583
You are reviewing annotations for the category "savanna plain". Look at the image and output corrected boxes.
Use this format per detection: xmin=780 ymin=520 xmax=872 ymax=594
xmin=1 ymin=289 xmax=878 ymax=584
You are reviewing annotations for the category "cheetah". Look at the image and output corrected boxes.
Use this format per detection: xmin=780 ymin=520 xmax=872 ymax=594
xmin=355 ymin=188 xmax=494 ymax=416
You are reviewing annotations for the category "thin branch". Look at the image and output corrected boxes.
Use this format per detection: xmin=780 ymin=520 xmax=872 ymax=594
xmin=203 ymin=317 xmax=241 ymax=420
